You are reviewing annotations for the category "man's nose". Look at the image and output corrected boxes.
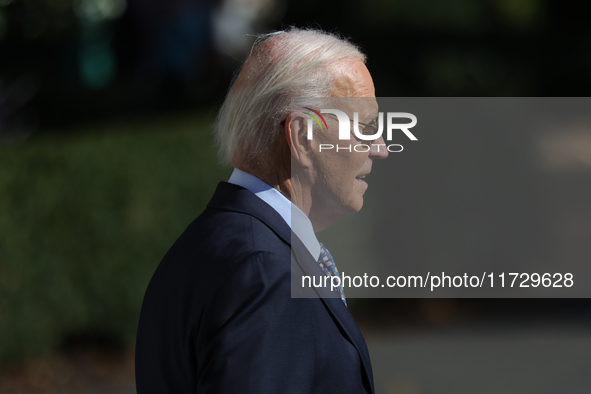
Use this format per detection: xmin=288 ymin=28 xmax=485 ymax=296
xmin=369 ymin=135 xmax=389 ymax=159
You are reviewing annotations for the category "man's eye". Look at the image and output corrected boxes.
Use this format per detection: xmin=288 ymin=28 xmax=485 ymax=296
xmin=363 ymin=124 xmax=378 ymax=135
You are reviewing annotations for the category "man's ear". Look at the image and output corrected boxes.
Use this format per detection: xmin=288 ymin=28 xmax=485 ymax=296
xmin=285 ymin=112 xmax=313 ymax=167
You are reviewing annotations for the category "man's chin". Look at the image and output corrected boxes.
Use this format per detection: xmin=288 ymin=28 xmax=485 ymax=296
xmin=346 ymin=196 xmax=365 ymax=215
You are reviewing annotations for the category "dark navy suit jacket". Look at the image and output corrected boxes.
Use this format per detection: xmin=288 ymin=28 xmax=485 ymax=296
xmin=135 ymin=182 xmax=374 ymax=393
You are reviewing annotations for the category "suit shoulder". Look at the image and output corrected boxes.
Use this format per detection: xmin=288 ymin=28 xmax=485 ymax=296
xmin=179 ymin=206 xmax=288 ymax=259
xmin=142 ymin=207 xmax=290 ymax=310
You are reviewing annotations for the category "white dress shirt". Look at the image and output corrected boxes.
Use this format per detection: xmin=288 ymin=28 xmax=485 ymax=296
xmin=228 ymin=168 xmax=320 ymax=261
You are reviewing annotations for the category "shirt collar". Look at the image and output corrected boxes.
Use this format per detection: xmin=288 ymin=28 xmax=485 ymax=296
xmin=228 ymin=168 xmax=320 ymax=261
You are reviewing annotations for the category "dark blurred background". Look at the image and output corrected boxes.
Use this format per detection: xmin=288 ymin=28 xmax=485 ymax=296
xmin=2 ymin=0 xmax=591 ymax=136
xmin=1 ymin=0 xmax=591 ymax=393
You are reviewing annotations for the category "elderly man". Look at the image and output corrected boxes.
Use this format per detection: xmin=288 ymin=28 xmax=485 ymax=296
xmin=135 ymin=28 xmax=388 ymax=393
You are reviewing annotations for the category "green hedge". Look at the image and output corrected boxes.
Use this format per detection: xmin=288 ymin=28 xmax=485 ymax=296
xmin=0 ymin=113 xmax=231 ymax=365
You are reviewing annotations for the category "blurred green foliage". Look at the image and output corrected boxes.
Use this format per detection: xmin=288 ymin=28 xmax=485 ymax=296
xmin=0 ymin=113 xmax=230 ymax=366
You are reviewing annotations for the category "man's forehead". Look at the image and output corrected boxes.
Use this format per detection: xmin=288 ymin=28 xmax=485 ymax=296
xmin=331 ymin=60 xmax=375 ymax=99
xmin=329 ymin=97 xmax=379 ymax=119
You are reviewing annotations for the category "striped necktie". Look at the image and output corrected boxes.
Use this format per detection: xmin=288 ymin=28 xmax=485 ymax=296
xmin=318 ymin=243 xmax=347 ymax=306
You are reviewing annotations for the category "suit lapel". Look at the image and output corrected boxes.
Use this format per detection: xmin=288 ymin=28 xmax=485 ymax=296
xmin=322 ymin=298 xmax=374 ymax=393
xmin=291 ymin=234 xmax=375 ymax=394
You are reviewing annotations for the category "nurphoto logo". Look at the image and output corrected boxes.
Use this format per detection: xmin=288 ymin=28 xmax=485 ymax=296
xmin=304 ymin=107 xmax=418 ymax=153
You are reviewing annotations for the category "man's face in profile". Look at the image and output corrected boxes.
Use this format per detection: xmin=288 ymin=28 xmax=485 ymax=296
xmin=308 ymin=61 xmax=388 ymax=224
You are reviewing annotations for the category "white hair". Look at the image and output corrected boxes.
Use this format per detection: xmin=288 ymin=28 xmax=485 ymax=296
xmin=215 ymin=27 xmax=366 ymax=166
